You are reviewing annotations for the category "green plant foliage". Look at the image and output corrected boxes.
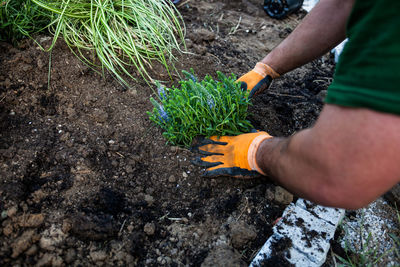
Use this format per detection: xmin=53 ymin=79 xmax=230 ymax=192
xmin=148 ymin=70 xmax=254 ymax=147
xmin=30 ymin=0 xmax=186 ymax=87
xmin=0 ymin=0 xmax=51 ymax=44
xmin=334 ymin=212 xmax=399 ymax=267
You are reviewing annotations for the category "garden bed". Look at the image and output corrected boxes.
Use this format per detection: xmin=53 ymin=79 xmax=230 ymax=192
xmin=0 ymin=0 xmax=353 ymax=266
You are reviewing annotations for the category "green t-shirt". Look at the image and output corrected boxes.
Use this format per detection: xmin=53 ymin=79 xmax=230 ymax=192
xmin=325 ymin=0 xmax=400 ymax=115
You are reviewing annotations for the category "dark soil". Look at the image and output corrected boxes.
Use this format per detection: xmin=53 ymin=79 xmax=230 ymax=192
xmin=0 ymin=0 xmax=335 ymax=266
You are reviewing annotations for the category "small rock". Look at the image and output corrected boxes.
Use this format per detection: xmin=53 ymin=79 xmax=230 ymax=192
xmin=37 ymin=58 xmax=45 ymax=69
xmin=230 ymin=221 xmax=257 ymax=249
xmin=7 ymin=206 xmax=18 ymax=217
xmin=62 ymin=219 xmax=72 ymax=233
xmin=168 ymin=175 xmax=176 ymax=183
xmin=170 ymin=146 xmax=179 ymax=152
xmin=126 ymin=164 xmax=134 ymax=174
xmin=3 ymin=222 xmax=13 ymax=236
xmin=128 ymin=89 xmax=137 ymax=96
xmin=144 ymin=222 xmax=156 ymax=236
xmin=265 ymin=188 xmax=275 ymax=201
xmin=144 ymin=194 xmax=155 ymax=206
xmin=182 ymin=172 xmax=188 ymax=178
xmin=90 ymin=250 xmax=108 ymax=262
xmin=22 ymin=64 xmax=32 ymax=72
xmin=274 ymin=186 xmax=293 ymax=205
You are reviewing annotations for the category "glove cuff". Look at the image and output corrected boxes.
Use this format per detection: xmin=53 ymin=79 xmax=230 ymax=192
xmin=253 ymin=62 xmax=280 ymax=79
xmin=248 ymin=133 xmax=272 ymax=176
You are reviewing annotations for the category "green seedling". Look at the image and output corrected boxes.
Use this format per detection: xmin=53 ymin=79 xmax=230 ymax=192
xmin=30 ymin=0 xmax=186 ymax=87
xmin=148 ymin=70 xmax=254 ymax=147
xmin=334 ymin=211 xmax=399 ymax=267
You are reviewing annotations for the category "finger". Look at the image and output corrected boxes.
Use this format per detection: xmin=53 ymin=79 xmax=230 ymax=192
xmin=203 ymin=167 xmax=261 ymax=178
xmin=240 ymin=81 xmax=247 ymax=91
xmin=191 ymin=157 xmax=222 ymax=168
xmin=249 ymin=76 xmax=272 ymax=98
xmin=197 ymin=148 xmax=223 ymax=156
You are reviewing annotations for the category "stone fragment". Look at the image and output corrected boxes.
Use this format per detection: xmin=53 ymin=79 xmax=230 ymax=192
xmin=274 ymin=186 xmax=293 ymax=205
xmin=144 ymin=194 xmax=155 ymax=206
xmin=144 ymin=222 xmax=156 ymax=236
xmin=168 ymin=175 xmax=176 ymax=183
xmin=7 ymin=206 xmax=18 ymax=217
xmin=230 ymin=221 xmax=257 ymax=248
xmin=3 ymin=222 xmax=13 ymax=236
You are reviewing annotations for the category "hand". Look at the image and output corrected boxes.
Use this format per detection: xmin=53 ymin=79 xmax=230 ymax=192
xmin=237 ymin=62 xmax=280 ymax=97
xmin=192 ymin=131 xmax=272 ymax=178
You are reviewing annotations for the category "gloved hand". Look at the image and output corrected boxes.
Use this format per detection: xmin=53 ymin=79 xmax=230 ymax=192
xmin=192 ymin=131 xmax=272 ymax=178
xmin=237 ymin=62 xmax=280 ymax=97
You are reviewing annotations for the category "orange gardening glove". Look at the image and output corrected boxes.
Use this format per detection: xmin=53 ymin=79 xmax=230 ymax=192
xmin=237 ymin=62 xmax=280 ymax=97
xmin=192 ymin=131 xmax=273 ymax=178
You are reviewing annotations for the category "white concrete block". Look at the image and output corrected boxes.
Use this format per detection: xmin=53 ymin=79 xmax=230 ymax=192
xmin=296 ymin=199 xmax=345 ymax=227
xmin=251 ymin=199 xmax=345 ymax=267
xmin=273 ymin=204 xmax=335 ymax=265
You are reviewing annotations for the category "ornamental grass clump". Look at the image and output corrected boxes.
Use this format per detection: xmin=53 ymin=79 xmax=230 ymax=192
xmin=148 ymin=70 xmax=254 ymax=147
xmin=31 ymin=0 xmax=185 ymax=87
xmin=0 ymin=0 xmax=51 ymax=44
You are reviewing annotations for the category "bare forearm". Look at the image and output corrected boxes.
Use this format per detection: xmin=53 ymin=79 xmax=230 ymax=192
xmin=262 ymin=0 xmax=355 ymax=75
xmin=256 ymin=131 xmax=334 ymax=206
xmin=256 ymin=105 xmax=400 ymax=209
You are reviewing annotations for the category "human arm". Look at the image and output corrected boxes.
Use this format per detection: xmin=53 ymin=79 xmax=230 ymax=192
xmin=261 ymin=0 xmax=355 ymax=75
xmin=256 ymin=104 xmax=400 ymax=209
xmin=239 ymin=0 xmax=355 ymax=95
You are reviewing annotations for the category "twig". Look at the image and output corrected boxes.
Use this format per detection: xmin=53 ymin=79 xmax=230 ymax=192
xmin=119 ymin=219 xmax=127 ymax=234
xmin=228 ymin=16 xmax=242 ymax=35
xmin=159 ymin=212 xmax=170 ymax=221
xmin=168 ymin=217 xmax=185 ymax=221
xmin=267 ymin=91 xmax=305 ymax=99
xmin=115 ymin=152 xmax=125 ymax=158
xmin=208 ymin=53 xmax=221 ymax=64
xmin=177 ymin=0 xmax=191 ymax=8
